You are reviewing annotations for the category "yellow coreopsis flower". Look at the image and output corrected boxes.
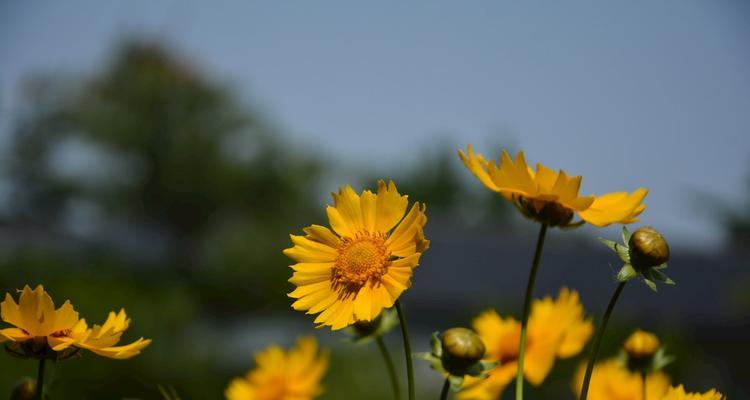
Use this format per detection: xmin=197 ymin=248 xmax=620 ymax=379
xmin=458 ymin=288 xmax=593 ymax=400
xmin=624 ymin=329 xmax=661 ymax=359
xmin=0 ymin=285 xmax=151 ymax=360
xmin=284 ymin=180 xmax=429 ymax=330
xmin=225 ymin=336 xmax=329 ymax=400
xmin=661 ymin=385 xmax=725 ymax=400
xmin=458 ymin=146 xmax=648 ymax=227
xmin=572 ymin=359 xmax=671 ymax=400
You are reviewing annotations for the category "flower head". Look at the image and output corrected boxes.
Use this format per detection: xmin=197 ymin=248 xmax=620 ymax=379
xmin=660 ymin=385 xmax=725 ymax=400
xmin=458 ymin=146 xmax=648 ymax=227
xmin=601 ymin=226 xmax=675 ymax=292
xmin=572 ymin=359 xmax=671 ymax=400
xmin=0 ymin=285 xmax=150 ymax=360
xmin=284 ymin=180 xmax=429 ymax=330
xmin=418 ymin=328 xmax=496 ymax=392
xmin=458 ymin=288 xmax=593 ymax=399
xmin=624 ymin=329 xmax=660 ymax=359
xmin=225 ymin=336 xmax=329 ymax=400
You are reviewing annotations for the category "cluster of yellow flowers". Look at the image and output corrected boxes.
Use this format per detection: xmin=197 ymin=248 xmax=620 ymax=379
xmin=271 ymin=146 xmax=725 ymax=400
xmin=1 ymin=145 xmax=727 ymax=400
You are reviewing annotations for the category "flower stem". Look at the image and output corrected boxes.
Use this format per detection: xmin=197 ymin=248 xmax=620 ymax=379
xmin=579 ymin=281 xmax=627 ymax=400
xmin=376 ymin=336 xmax=402 ymax=400
xmin=515 ymin=223 xmax=548 ymax=400
xmin=439 ymin=378 xmax=450 ymax=400
xmin=641 ymin=371 xmax=647 ymax=400
xmin=36 ymin=358 xmax=46 ymax=400
xmin=395 ymin=300 xmax=415 ymax=400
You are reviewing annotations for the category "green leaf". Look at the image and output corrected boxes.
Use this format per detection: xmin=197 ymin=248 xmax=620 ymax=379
xmin=430 ymin=332 xmax=442 ymax=356
xmin=449 ymin=375 xmax=465 ymax=392
xmin=651 ymin=269 xmax=676 ymax=285
xmin=621 ymin=226 xmax=632 ymax=244
xmin=599 ymin=237 xmax=618 ymax=251
xmin=643 ymin=278 xmax=657 ymax=292
xmin=617 ymin=264 xmax=637 ymax=282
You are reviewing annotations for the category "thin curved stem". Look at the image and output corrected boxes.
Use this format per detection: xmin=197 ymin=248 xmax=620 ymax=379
xmin=579 ymin=281 xmax=627 ymax=400
xmin=439 ymin=378 xmax=450 ymax=400
xmin=515 ymin=223 xmax=548 ymax=400
xmin=376 ymin=336 xmax=402 ymax=400
xmin=36 ymin=358 xmax=46 ymax=400
xmin=395 ymin=300 xmax=415 ymax=400
xmin=641 ymin=371 xmax=647 ymax=400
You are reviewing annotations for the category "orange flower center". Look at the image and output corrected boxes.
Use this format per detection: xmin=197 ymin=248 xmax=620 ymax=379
xmin=332 ymin=232 xmax=390 ymax=298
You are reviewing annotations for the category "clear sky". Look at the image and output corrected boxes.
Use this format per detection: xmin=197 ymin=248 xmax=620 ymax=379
xmin=2 ymin=0 xmax=749 ymax=248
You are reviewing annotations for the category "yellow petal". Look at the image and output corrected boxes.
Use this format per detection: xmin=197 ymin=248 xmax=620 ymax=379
xmin=374 ymin=180 xmax=409 ymax=233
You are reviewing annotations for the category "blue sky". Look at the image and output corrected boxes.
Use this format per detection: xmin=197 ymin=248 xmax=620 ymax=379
xmin=2 ymin=1 xmax=749 ymax=248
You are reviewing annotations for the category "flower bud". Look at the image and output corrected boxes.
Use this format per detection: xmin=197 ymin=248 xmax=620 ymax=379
xmin=623 ymin=329 xmax=660 ymax=359
xmin=629 ymin=226 xmax=670 ymax=269
xmin=440 ymin=328 xmax=486 ymax=374
xmin=10 ymin=378 xmax=37 ymax=400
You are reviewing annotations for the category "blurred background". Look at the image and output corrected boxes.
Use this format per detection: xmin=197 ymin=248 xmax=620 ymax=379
xmin=1 ymin=1 xmax=749 ymax=399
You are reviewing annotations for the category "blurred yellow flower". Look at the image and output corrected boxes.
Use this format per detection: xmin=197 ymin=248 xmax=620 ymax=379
xmin=284 ymin=180 xmax=429 ymax=330
xmin=624 ymin=329 xmax=661 ymax=359
xmin=458 ymin=146 xmax=648 ymax=227
xmin=0 ymin=285 xmax=151 ymax=360
xmin=572 ymin=359 xmax=671 ymax=400
xmin=661 ymin=385 xmax=725 ymax=400
xmin=225 ymin=336 xmax=329 ymax=400
xmin=458 ymin=288 xmax=592 ymax=399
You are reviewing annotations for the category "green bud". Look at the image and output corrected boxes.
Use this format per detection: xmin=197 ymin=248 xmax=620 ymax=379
xmin=440 ymin=328 xmax=486 ymax=374
xmin=10 ymin=378 xmax=36 ymax=400
xmin=629 ymin=226 xmax=670 ymax=269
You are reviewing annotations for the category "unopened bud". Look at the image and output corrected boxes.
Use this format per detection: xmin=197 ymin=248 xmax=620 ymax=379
xmin=629 ymin=226 xmax=670 ymax=269
xmin=440 ymin=328 xmax=485 ymax=374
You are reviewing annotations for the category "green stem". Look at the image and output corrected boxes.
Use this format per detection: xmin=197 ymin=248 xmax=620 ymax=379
xmin=578 ymin=281 xmax=627 ymax=400
xmin=395 ymin=300 xmax=415 ymax=400
xmin=641 ymin=371 xmax=647 ymax=400
xmin=439 ymin=378 xmax=450 ymax=400
xmin=36 ymin=358 xmax=46 ymax=400
xmin=515 ymin=223 xmax=548 ymax=400
xmin=376 ymin=336 xmax=402 ymax=400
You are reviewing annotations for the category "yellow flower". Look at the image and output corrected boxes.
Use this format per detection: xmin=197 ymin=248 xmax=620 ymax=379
xmin=458 ymin=146 xmax=648 ymax=227
xmin=572 ymin=359 xmax=671 ymax=400
xmin=624 ymin=329 xmax=661 ymax=359
xmin=458 ymin=288 xmax=593 ymax=399
xmin=0 ymin=285 xmax=151 ymax=360
xmin=225 ymin=336 xmax=329 ymax=400
xmin=284 ymin=180 xmax=429 ymax=330
xmin=661 ymin=385 xmax=725 ymax=400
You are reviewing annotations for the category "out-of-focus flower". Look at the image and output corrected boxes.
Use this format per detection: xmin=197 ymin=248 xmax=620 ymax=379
xmin=284 ymin=180 xmax=429 ymax=330
xmin=225 ymin=336 xmax=329 ymax=400
xmin=458 ymin=146 xmax=648 ymax=228
xmin=572 ymin=359 xmax=671 ymax=400
xmin=601 ymin=226 xmax=675 ymax=292
xmin=458 ymin=288 xmax=592 ymax=399
xmin=10 ymin=378 xmax=36 ymax=400
xmin=0 ymin=285 xmax=150 ymax=360
xmin=624 ymin=330 xmax=660 ymax=359
xmin=619 ymin=329 xmax=674 ymax=374
xmin=660 ymin=385 xmax=725 ymax=400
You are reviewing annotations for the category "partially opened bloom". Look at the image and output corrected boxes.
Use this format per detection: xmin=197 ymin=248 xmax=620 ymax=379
xmin=660 ymin=385 xmax=725 ymax=400
xmin=225 ymin=336 xmax=329 ymax=400
xmin=284 ymin=180 xmax=429 ymax=330
xmin=572 ymin=359 xmax=671 ymax=400
xmin=0 ymin=285 xmax=151 ymax=360
xmin=458 ymin=288 xmax=593 ymax=399
xmin=458 ymin=146 xmax=648 ymax=227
